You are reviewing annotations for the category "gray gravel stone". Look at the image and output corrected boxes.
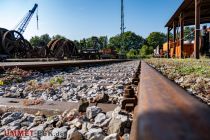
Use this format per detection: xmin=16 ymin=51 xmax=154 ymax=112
xmin=86 ymin=106 xmax=102 ymax=119
xmin=104 ymin=133 xmax=120 ymax=140
xmin=52 ymin=126 xmax=68 ymax=139
xmin=85 ymin=128 xmax=103 ymax=139
xmin=94 ymin=113 xmax=106 ymax=125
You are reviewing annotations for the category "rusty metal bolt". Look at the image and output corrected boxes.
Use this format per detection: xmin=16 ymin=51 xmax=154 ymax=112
xmin=132 ymin=78 xmax=140 ymax=85
xmin=126 ymin=85 xmax=132 ymax=89
xmin=136 ymin=71 xmax=140 ymax=75
xmin=121 ymin=97 xmax=138 ymax=110
xmin=124 ymin=85 xmax=135 ymax=98
xmin=133 ymin=81 xmax=139 ymax=86
xmin=134 ymin=73 xmax=139 ymax=79
xmin=125 ymin=103 xmax=134 ymax=112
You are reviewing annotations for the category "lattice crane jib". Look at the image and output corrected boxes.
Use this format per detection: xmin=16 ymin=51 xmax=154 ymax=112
xmin=16 ymin=3 xmax=38 ymax=35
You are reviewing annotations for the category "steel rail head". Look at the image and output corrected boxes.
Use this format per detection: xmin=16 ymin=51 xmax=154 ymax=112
xmin=130 ymin=61 xmax=210 ymax=140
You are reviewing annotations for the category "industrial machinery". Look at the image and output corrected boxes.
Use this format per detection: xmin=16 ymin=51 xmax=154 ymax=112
xmin=0 ymin=4 xmax=38 ymax=58
xmin=0 ymin=4 xmax=105 ymax=60
xmin=46 ymin=39 xmax=78 ymax=58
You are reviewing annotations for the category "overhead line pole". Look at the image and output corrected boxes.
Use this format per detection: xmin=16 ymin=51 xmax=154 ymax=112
xmin=120 ymin=0 xmax=126 ymax=54
xmin=121 ymin=0 xmax=125 ymax=35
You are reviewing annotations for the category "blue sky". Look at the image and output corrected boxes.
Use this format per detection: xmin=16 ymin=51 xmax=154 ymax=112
xmin=0 ymin=0 xmax=183 ymax=40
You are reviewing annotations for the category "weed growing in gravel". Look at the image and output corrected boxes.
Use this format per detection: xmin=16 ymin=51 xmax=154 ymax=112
xmin=50 ymin=76 xmax=64 ymax=85
xmin=0 ymin=80 xmax=3 ymax=86
xmin=146 ymin=58 xmax=210 ymax=77
xmin=0 ymin=68 xmax=32 ymax=85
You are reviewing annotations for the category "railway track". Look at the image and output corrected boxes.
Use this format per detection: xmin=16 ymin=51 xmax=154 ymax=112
xmin=0 ymin=59 xmax=130 ymax=71
xmin=0 ymin=60 xmax=210 ymax=139
xmin=3 ymin=58 xmax=60 ymax=62
xmin=0 ymin=60 xmax=139 ymax=139
xmin=131 ymin=61 xmax=210 ymax=140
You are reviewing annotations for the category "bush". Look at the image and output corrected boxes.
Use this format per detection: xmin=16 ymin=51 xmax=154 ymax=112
xmin=140 ymin=45 xmax=153 ymax=58
xmin=126 ymin=49 xmax=140 ymax=59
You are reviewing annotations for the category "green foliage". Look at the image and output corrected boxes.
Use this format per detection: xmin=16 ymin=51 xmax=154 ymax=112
xmin=80 ymin=36 xmax=108 ymax=50
xmin=79 ymin=39 xmax=87 ymax=49
xmin=30 ymin=34 xmax=51 ymax=47
xmin=0 ymin=80 xmax=4 ymax=86
xmin=85 ymin=36 xmax=99 ymax=49
xmin=50 ymin=76 xmax=64 ymax=85
xmin=126 ymin=49 xmax=139 ymax=59
xmin=184 ymin=26 xmax=194 ymax=42
xmin=52 ymin=34 xmax=66 ymax=40
xmin=40 ymin=34 xmax=51 ymax=45
xmin=146 ymin=58 xmax=210 ymax=77
xmin=98 ymin=36 xmax=108 ymax=49
xmin=146 ymin=32 xmax=167 ymax=48
xmin=109 ymin=31 xmax=145 ymax=51
xmin=115 ymin=48 xmax=121 ymax=53
xmin=30 ymin=36 xmax=40 ymax=47
xmin=177 ymin=64 xmax=208 ymax=76
xmin=175 ymin=26 xmax=194 ymax=42
xmin=109 ymin=35 xmax=122 ymax=49
xmin=140 ymin=45 xmax=153 ymax=58
xmin=73 ymin=40 xmax=80 ymax=49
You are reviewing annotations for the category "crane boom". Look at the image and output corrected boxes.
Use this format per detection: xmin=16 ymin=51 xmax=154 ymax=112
xmin=16 ymin=3 xmax=38 ymax=34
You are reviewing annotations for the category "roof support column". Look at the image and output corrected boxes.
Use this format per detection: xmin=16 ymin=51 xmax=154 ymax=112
xmin=173 ymin=22 xmax=176 ymax=58
xmin=179 ymin=13 xmax=184 ymax=58
xmin=195 ymin=0 xmax=200 ymax=59
xmin=167 ymin=27 xmax=170 ymax=58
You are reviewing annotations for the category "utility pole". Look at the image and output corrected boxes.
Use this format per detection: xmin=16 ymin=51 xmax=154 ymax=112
xmin=120 ymin=0 xmax=126 ymax=55
xmin=121 ymin=0 xmax=125 ymax=35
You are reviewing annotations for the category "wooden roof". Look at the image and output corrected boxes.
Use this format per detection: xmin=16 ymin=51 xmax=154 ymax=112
xmin=165 ymin=0 xmax=210 ymax=28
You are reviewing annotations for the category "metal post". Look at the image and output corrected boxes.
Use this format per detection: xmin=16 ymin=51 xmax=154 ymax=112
xmin=195 ymin=0 xmax=200 ymax=59
xmin=173 ymin=22 xmax=176 ymax=58
xmin=180 ymin=13 xmax=184 ymax=58
xmin=120 ymin=0 xmax=126 ymax=53
xmin=121 ymin=0 xmax=125 ymax=35
xmin=167 ymin=27 xmax=170 ymax=58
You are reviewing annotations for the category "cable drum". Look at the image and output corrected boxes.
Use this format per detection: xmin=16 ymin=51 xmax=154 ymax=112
xmin=47 ymin=39 xmax=78 ymax=59
xmin=0 ymin=28 xmax=8 ymax=52
xmin=2 ymin=30 xmax=33 ymax=58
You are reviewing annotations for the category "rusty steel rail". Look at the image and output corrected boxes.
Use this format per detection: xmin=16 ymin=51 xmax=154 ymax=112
xmin=4 ymin=58 xmax=60 ymax=62
xmin=0 ymin=59 xmax=130 ymax=70
xmin=130 ymin=61 xmax=210 ymax=140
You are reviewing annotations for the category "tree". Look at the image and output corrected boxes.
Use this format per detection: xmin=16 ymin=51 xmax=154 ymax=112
xmin=79 ymin=39 xmax=87 ymax=49
xmin=146 ymin=32 xmax=167 ymax=48
xmin=73 ymin=40 xmax=80 ymax=50
xmin=184 ymin=26 xmax=194 ymax=42
xmin=109 ymin=31 xmax=145 ymax=51
xmin=126 ymin=49 xmax=139 ymax=59
xmin=108 ymin=35 xmax=122 ymax=49
xmin=85 ymin=36 xmax=100 ymax=49
xmin=40 ymin=34 xmax=51 ymax=45
xmin=172 ymin=26 xmax=194 ymax=42
xmin=52 ymin=34 xmax=66 ymax=40
xmin=98 ymin=36 xmax=108 ymax=49
xmin=140 ymin=45 xmax=153 ymax=58
xmin=29 ymin=34 xmax=51 ymax=47
xmin=30 ymin=36 xmax=40 ymax=47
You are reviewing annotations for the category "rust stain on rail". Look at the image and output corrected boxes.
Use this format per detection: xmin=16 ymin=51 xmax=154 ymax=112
xmin=130 ymin=61 xmax=210 ymax=140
